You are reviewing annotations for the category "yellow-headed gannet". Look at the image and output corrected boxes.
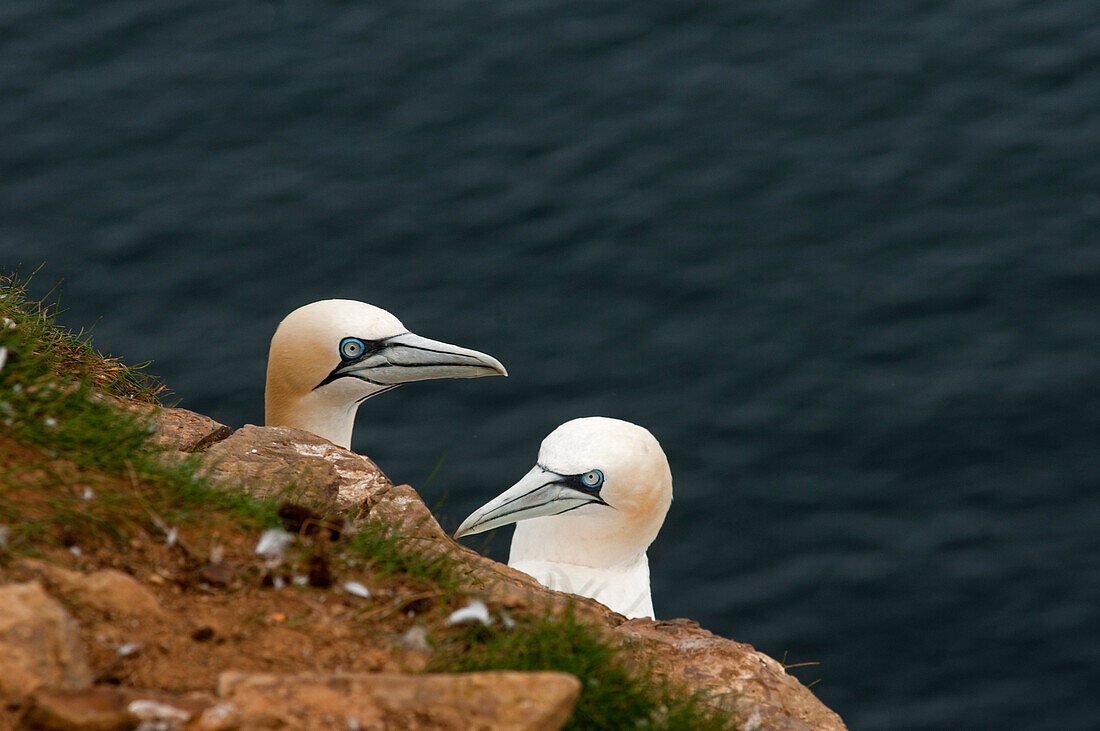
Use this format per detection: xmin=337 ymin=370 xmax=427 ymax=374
xmin=265 ymin=299 xmax=506 ymax=449
xmin=454 ymin=417 xmax=672 ymax=619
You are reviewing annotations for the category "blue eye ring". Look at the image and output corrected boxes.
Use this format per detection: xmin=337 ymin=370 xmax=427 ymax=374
xmin=340 ymin=337 xmax=365 ymax=360
xmin=581 ymin=469 xmax=604 ymax=488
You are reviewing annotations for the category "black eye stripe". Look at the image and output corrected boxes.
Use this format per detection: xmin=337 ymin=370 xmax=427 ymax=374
xmin=313 ymin=337 xmax=389 ymax=391
xmin=528 ymin=464 xmax=612 ymax=510
xmin=535 ymin=464 xmax=605 ymax=500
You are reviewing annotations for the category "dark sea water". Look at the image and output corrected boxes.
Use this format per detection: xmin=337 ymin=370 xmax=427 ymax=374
xmin=3 ymin=1 xmax=1099 ymax=727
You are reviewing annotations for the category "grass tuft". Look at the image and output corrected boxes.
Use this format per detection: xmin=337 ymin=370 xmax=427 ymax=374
xmin=0 ymin=273 xmax=281 ymax=553
xmin=344 ymin=520 xmax=463 ymax=594
xmin=431 ymin=610 xmax=729 ymax=730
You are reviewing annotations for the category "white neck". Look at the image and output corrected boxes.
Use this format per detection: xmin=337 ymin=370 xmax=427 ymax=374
xmin=265 ymin=384 xmax=365 ymax=449
xmin=506 ymin=512 xmax=658 ymax=618
xmin=509 ymin=552 xmax=654 ymax=619
xmin=508 ymin=512 xmax=654 ymax=568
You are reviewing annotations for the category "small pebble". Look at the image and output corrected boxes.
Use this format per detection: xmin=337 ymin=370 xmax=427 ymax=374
xmin=198 ymin=702 xmax=238 ymax=729
xmin=255 ymin=528 xmax=294 ymax=558
xmin=117 ymin=641 xmax=143 ymax=657
xmin=127 ymin=699 xmax=191 ymax=724
xmin=400 ymin=625 xmax=432 ymax=652
xmin=192 ymin=626 xmax=216 ymax=642
xmin=446 ymin=599 xmax=492 ymax=627
xmin=342 ymin=581 xmax=371 ymax=599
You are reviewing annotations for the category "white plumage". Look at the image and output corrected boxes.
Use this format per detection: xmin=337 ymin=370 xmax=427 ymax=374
xmin=456 ymin=417 xmax=672 ymax=619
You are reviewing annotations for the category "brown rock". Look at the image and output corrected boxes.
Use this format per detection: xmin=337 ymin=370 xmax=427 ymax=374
xmin=201 ymin=425 xmax=392 ymax=511
xmin=364 ymin=482 xmax=451 ymax=540
xmin=121 ymin=688 xmax=217 ymax=719
xmin=21 ymin=687 xmax=134 ymax=731
xmin=102 ymin=397 xmax=231 ymax=453
xmin=195 ymin=702 xmax=240 ymax=730
xmin=22 ymin=687 xmax=218 ymax=731
xmin=614 ymin=618 xmax=847 ymax=731
xmin=215 ymin=670 xmax=581 ymax=730
xmin=21 ymin=559 xmax=164 ymax=621
xmin=197 ymin=562 xmax=237 ymax=588
xmin=0 ymin=582 xmax=92 ymax=701
xmin=151 ymin=407 xmax=233 ymax=453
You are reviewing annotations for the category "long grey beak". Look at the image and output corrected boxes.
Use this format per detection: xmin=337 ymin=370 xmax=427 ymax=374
xmin=454 ymin=466 xmax=600 ymax=539
xmin=341 ymin=331 xmax=507 ymax=385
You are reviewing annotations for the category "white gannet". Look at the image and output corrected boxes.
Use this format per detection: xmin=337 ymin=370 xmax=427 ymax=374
xmin=265 ymin=299 xmax=506 ymax=449
xmin=454 ymin=417 xmax=672 ymax=619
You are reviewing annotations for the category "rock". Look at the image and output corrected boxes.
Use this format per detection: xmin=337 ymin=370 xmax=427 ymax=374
xmin=22 ymin=687 xmax=218 ymax=731
xmin=215 ymin=670 xmax=581 ymax=730
xmin=20 ymin=559 xmax=164 ymax=621
xmin=364 ymin=482 xmax=451 ymax=539
xmin=195 ymin=702 xmax=239 ymax=730
xmin=21 ymin=687 xmax=134 ymax=731
xmin=197 ymin=562 xmax=237 ymax=588
xmin=201 ymin=425 xmax=392 ymax=511
xmin=614 ymin=618 xmax=846 ymax=731
xmin=122 ymin=689 xmax=217 ymax=720
xmin=0 ymin=582 xmax=92 ymax=701
xmin=398 ymin=625 xmax=432 ymax=653
xmin=126 ymin=698 xmax=191 ymax=726
xmin=151 ymin=407 xmax=233 ymax=453
xmin=103 ymin=397 xmax=231 ymax=453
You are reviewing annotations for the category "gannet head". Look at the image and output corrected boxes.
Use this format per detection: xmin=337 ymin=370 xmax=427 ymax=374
xmin=265 ymin=299 xmax=506 ymax=449
xmin=454 ymin=417 xmax=672 ymax=567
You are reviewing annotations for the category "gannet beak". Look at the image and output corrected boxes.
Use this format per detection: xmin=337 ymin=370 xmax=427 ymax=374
xmin=336 ymin=332 xmax=507 ymax=386
xmin=454 ymin=466 xmax=604 ymax=539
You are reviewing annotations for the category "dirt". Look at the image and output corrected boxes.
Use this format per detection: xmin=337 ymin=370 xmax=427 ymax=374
xmin=0 ymin=434 xmax=466 ymax=726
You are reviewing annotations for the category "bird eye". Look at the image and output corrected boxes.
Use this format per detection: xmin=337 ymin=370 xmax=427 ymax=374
xmin=340 ymin=337 xmax=365 ymax=359
xmin=581 ymin=469 xmax=604 ymax=488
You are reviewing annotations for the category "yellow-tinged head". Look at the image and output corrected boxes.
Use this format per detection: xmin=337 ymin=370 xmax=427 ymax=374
xmin=265 ymin=299 xmax=506 ymax=448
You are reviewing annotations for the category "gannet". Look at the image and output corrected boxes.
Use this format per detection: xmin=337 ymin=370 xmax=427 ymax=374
xmin=455 ymin=417 xmax=672 ymax=619
xmin=265 ymin=299 xmax=506 ymax=449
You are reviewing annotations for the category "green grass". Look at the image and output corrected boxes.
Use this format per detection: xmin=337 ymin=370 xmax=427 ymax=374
xmin=0 ymin=273 xmax=282 ymax=547
xmin=431 ymin=609 xmax=728 ymax=731
xmin=344 ymin=520 xmax=464 ymax=593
